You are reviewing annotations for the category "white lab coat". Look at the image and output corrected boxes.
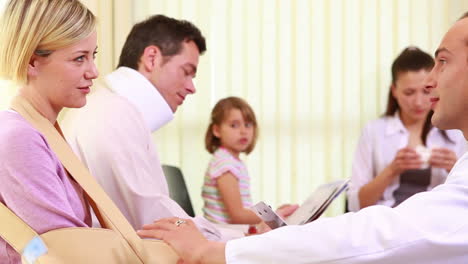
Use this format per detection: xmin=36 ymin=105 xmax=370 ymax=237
xmin=226 ymin=151 xmax=468 ymax=263
xmin=347 ymin=114 xmax=467 ymax=211
xmin=62 ymin=67 xmax=222 ymax=240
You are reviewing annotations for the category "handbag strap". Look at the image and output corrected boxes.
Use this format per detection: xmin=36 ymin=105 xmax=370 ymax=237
xmin=6 ymin=96 xmax=146 ymax=260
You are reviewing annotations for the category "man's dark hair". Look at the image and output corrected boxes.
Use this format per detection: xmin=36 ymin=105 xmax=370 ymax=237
xmin=459 ymin=12 xmax=468 ymax=48
xmin=117 ymin=14 xmax=206 ymax=69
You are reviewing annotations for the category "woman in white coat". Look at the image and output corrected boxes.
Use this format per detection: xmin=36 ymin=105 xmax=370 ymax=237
xmin=347 ymin=47 xmax=467 ymax=212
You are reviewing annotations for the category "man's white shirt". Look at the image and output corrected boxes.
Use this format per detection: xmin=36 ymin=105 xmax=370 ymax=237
xmin=62 ymin=67 xmax=222 ymax=240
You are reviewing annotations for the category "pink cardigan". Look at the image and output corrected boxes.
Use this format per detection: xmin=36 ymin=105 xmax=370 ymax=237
xmin=0 ymin=111 xmax=91 ymax=263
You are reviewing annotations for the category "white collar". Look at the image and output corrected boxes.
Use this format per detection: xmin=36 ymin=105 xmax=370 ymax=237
xmin=105 ymin=67 xmax=174 ymax=132
xmin=385 ymin=112 xmax=407 ymax=135
xmin=385 ymin=111 xmax=440 ymax=138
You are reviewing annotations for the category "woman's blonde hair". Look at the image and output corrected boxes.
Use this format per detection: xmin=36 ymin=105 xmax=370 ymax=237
xmin=205 ymin=97 xmax=258 ymax=154
xmin=0 ymin=0 xmax=96 ymax=85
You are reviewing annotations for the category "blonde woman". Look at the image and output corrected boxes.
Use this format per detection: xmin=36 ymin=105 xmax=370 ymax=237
xmin=0 ymin=0 xmax=97 ymax=262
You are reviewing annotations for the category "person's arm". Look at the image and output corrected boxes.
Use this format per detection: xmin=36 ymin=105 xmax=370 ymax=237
xmin=348 ymin=122 xmax=423 ymax=210
xmin=64 ymin=102 xmax=222 ymax=240
xmin=140 ymin=179 xmax=468 ymax=264
xmin=429 ymin=130 xmax=467 ymax=173
xmin=0 ymin=126 xmax=88 ymax=233
xmin=347 ymin=123 xmax=377 ymax=211
xmin=357 ymin=165 xmax=398 ymax=208
xmin=217 ymin=172 xmax=261 ymax=224
xmin=102 ymin=132 xmax=221 ymax=239
xmin=138 ymin=218 xmax=226 ymax=264
xmin=429 ymin=147 xmax=458 ymax=172
xmin=358 ymin=148 xmax=422 ymax=209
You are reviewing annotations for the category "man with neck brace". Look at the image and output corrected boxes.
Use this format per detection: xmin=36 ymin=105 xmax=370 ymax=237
xmin=61 ymin=15 xmax=222 ymax=240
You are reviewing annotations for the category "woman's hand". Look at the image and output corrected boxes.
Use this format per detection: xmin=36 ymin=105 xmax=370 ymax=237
xmin=138 ymin=217 xmax=215 ymax=264
xmin=429 ymin=147 xmax=457 ymax=172
xmin=388 ymin=147 xmax=422 ymax=176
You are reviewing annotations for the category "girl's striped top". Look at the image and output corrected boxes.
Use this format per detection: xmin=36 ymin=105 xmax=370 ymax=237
xmin=202 ymin=147 xmax=253 ymax=223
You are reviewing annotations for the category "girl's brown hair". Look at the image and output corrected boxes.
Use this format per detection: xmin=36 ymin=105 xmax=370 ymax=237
xmin=205 ymin=97 xmax=258 ymax=154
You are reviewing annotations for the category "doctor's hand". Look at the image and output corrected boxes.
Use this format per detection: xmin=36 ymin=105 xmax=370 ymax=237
xmin=429 ymin=148 xmax=457 ymax=172
xmin=137 ymin=217 xmax=226 ymax=264
xmin=388 ymin=147 xmax=422 ymax=176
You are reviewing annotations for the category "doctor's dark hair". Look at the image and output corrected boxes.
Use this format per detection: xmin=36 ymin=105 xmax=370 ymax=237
xmin=205 ymin=97 xmax=258 ymax=155
xmin=459 ymin=11 xmax=468 ymax=20
xmin=384 ymin=47 xmax=452 ymax=145
xmin=117 ymin=14 xmax=206 ymax=69
xmin=460 ymin=12 xmax=468 ymax=48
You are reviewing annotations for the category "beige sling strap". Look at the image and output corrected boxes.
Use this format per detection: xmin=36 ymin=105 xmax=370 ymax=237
xmin=0 ymin=95 xmax=178 ymax=263
xmin=11 ymin=95 xmax=144 ymax=246
xmin=0 ymin=201 xmax=40 ymax=255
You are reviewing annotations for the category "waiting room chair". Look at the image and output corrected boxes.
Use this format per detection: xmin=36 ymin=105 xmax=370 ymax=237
xmin=162 ymin=164 xmax=195 ymax=217
xmin=344 ymin=197 xmax=350 ymax=213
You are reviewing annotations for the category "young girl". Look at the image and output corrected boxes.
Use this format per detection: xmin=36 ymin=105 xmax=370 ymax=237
xmin=201 ymin=96 xmax=261 ymax=224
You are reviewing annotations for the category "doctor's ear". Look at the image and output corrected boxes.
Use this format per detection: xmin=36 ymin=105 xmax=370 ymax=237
xmin=140 ymin=45 xmax=164 ymax=72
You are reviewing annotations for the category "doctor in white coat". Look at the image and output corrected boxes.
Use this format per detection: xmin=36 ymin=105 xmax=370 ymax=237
xmin=138 ymin=12 xmax=468 ymax=264
xmin=62 ymin=15 xmax=222 ymax=240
